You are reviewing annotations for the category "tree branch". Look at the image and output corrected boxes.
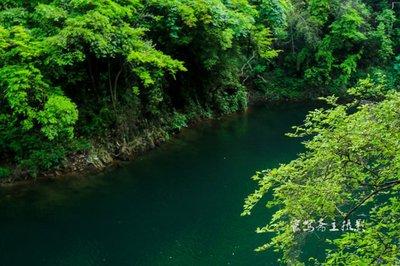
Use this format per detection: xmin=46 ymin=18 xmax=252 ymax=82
xmin=344 ymin=180 xmax=400 ymax=220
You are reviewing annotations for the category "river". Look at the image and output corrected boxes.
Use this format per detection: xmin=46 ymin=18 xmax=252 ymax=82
xmin=0 ymin=104 xmax=317 ymax=265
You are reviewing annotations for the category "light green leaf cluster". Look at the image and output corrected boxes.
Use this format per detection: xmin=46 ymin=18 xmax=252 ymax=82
xmin=243 ymin=79 xmax=400 ymax=264
xmin=347 ymin=73 xmax=391 ymax=101
xmin=38 ymin=95 xmax=78 ymax=140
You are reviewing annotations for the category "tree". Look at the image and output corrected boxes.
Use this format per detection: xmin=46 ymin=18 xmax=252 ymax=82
xmin=242 ymin=77 xmax=400 ymax=264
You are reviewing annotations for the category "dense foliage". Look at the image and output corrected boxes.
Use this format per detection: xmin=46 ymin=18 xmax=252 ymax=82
xmin=2 ymin=0 xmax=398 ymax=178
xmin=257 ymin=0 xmax=400 ymax=99
xmin=0 ymin=0 xmax=277 ymax=177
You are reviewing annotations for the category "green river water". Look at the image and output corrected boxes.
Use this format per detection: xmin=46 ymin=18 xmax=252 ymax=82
xmin=0 ymin=104 xmax=322 ymax=266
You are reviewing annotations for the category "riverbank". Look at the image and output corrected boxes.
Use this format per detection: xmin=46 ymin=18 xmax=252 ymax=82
xmin=1 ymin=121 xmax=179 ymax=186
xmin=1 ymin=91 xmax=315 ymax=187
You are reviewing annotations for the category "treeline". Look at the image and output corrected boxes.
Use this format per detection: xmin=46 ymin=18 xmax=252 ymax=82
xmin=0 ymin=0 xmax=399 ymax=178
